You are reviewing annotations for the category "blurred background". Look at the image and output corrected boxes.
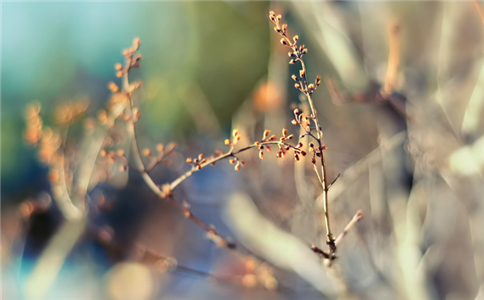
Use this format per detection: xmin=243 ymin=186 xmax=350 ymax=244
xmin=2 ymin=1 xmax=484 ymax=299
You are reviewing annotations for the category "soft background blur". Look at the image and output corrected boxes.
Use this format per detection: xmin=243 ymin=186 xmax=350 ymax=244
xmin=2 ymin=1 xmax=484 ymax=300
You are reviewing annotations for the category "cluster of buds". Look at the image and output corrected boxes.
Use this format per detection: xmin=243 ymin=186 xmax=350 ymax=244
xmin=24 ymin=102 xmax=43 ymax=145
xmin=54 ymin=98 xmax=90 ymax=125
xmin=291 ymin=73 xmax=322 ymax=96
xmin=291 ymin=108 xmax=315 ymax=133
xmin=115 ymin=37 xmax=142 ymax=78
xmin=269 ymin=12 xmax=321 ymax=96
xmin=100 ymin=148 xmax=128 ymax=172
xmin=224 ymin=129 xmax=242 ymax=148
xmin=255 ymin=129 xmax=277 ymax=159
xmin=228 ymin=156 xmax=246 ymax=171
xmin=308 ymin=142 xmax=328 ymax=164
xmin=186 ymin=153 xmax=208 ymax=171
xmin=141 ymin=142 xmax=177 ymax=171
xmin=242 ymin=260 xmax=277 ymax=290
xmin=24 ymin=103 xmax=71 ymax=165
xmin=254 ymin=129 xmax=305 ymax=162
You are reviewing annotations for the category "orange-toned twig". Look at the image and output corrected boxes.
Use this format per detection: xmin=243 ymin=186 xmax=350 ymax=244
xmin=382 ymin=20 xmax=401 ymax=97
xmin=269 ymin=11 xmax=337 ymax=256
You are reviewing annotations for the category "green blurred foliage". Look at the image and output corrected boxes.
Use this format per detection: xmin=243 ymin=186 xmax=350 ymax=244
xmin=1 ymin=2 xmax=271 ymax=201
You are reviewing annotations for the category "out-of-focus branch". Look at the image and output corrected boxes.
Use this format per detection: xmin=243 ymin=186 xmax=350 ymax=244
xmin=382 ymin=20 xmax=401 ymax=97
xmin=334 ymin=210 xmax=363 ymax=246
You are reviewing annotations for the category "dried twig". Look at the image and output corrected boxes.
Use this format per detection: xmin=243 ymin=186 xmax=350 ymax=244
xmin=269 ymin=11 xmax=337 ymax=256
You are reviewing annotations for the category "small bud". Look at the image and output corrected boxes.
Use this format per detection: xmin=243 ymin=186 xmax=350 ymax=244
xmin=133 ymin=37 xmax=141 ymax=49
xmin=276 ymin=14 xmax=282 ymax=21
xmin=229 ymin=159 xmax=236 ymax=165
xmin=289 ymin=59 xmax=295 ymax=65
xmin=142 ymin=148 xmax=151 ymax=156
xmin=115 ymin=63 xmax=123 ymax=70
xmin=282 ymin=24 xmax=287 ymax=31
xmin=308 ymin=83 xmax=315 ymax=90
xmin=186 ymin=158 xmax=193 ymax=164
xmin=299 ymin=69 xmax=306 ymax=77
xmin=301 ymin=151 xmax=306 ymax=156
xmin=295 ymin=83 xmax=300 ymax=89
xmin=166 ymin=142 xmax=177 ymax=152
xmin=259 ymin=151 xmax=264 ymax=159
xmin=274 ymin=26 xmax=281 ymax=33
xmin=280 ymin=38 xmax=289 ymax=46
xmin=287 ymin=134 xmax=294 ymax=140
xmin=116 ymin=71 xmax=123 ymax=78
xmin=156 ymin=143 xmax=164 ymax=152
xmin=293 ymin=35 xmax=299 ymax=42
xmin=241 ymin=161 xmax=246 ymax=167
xmin=316 ymin=75 xmax=321 ymax=86
xmin=108 ymin=82 xmax=119 ymax=93
xmin=234 ymin=162 xmax=241 ymax=171
xmin=183 ymin=209 xmax=191 ymax=218
xmin=291 ymin=119 xmax=298 ymax=125
xmin=263 ymin=129 xmax=270 ymax=140
xmin=294 ymin=154 xmax=300 ymax=161
xmin=312 ymin=157 xmax=316 ymax=164
xmin=291 ymin=74 xmax=297 ymax=81
xmin=100 ymin=150 xmax=107 ymax=157
xmin=232 ymin=129 xmax=239 ymax=137
xmin=120 ymin=165 xmax=127 ymax=172
xmin=117 ymin=149 xmax=125 ymax=157
xmin=224 ymin=139 xmax=231 ymax=145
xmin=282 ymin=128 xmax=288 ymax=137
xmin=198 ymin=154 xmax=204 ymax=160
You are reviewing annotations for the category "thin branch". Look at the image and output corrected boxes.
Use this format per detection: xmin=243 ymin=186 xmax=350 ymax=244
xmin=334 ymin=210 xmax=363 ymax=246
xmin=270 ymin=11 xmax=336 ymax=254
xmin=474 ymin=0 xmax=484 ymax=27
xmin=327 ymin=173 xmax=341 ymax=191
xmin=382 ymin=20 xmax=401 ymax=97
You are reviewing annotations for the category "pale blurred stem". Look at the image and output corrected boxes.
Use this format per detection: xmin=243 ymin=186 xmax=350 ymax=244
xmin=474 ymin=0 xmax=484 ymax=26
xmin=383 ymin=20 xmax=401 ymax=96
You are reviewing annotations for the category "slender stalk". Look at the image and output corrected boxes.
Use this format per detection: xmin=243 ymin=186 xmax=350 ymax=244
xmin=270 ymin=12 xmax=336 ymax=253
